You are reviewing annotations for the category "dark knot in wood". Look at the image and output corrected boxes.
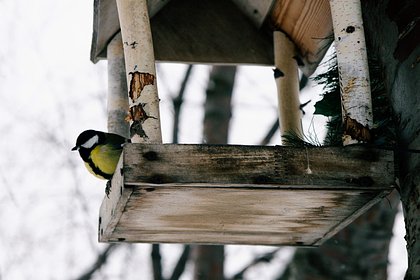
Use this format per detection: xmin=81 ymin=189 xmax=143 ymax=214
xmin=143 ymin=151 xmax=158 ymax=161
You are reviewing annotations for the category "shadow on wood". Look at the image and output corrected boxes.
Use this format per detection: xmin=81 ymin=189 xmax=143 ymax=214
xmin=99 ymin=144 xmax=394 ymax=246
xmin=91 ymin=0 xmax=333 ymax=76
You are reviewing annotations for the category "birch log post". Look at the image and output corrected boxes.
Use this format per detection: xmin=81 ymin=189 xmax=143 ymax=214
xmin=273 ymin=31 xmax=303 ymax=144
xmin=99 ymin=0 xmax=162 ymax=241
xmin=116 ymin=0 xmax=162 ymax=144
xmin=329 ymin=0 xmax=373 ymax=145
xmin=107 ymin=32 xmax=129 ymax=138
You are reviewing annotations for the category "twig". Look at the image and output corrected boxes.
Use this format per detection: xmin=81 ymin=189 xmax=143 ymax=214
xmin=172 ymin=65 xmax=194 ymax=144
xmin=260 ymin=120 xmax=280 ymax=145
xmin=230 ymin=248 xmax=281 ymax=280
xmin=169 ymin=245 xmax=191 ymax=280
xmin=74 ymin=244 xmax=118 ymax=280
xmin=152 ymin=244 xmax=163 ymax=280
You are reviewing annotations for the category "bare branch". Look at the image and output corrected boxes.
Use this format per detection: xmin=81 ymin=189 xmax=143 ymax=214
xmin=152 ymin=244 xmax=163 ymax=280
xmin=74 ymin=244 xmax=119 ymax=280
xmin=260 ymin=120 xmax=279 ymax=145
xmin=172 ymin=65 xmax=194 ymax=144
xmin=169 ymin=245 xmax=191 ymax=280
xmin=229 ymin=248 xmax=281 ymax=280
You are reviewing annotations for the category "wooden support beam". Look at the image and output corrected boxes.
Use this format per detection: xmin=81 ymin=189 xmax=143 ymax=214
xmin=329 ymin=0 xmax=373 ymax=145
xmin=98 ymin=144 xmax=394 ymax=245
xmin=100 ymin=0 xmax=163 ymax=241
xmin=116 ymin=0 xmax=162 ymax=144
xmin=273 ymin=31 xmax=303 ymax=144
xmin=107 ymin=32 xmax=129 ymax=137
xmin=121 ymin=144 xmax=393 ymax=188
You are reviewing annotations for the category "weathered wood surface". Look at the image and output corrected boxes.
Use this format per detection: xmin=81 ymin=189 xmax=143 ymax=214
xmin=91 ymin=0 xmax=168 ymax=63
xmin=269 ymin=0 xmax=333 ymax=76
xmin=99 ymin=156 xmax=133 ymax=241
xmin=231 ymin=0 xmax=274 ymax=27
xmin=150 ymin=0 xmax=273 ymax=66
xmin=91 ymin=0 xmax=333 ymax=76
xmin=99 ymin=144 xmax=394 ymax=245
xmin=92 ymin=0 xmax=273 ymax=65
xmin=108 ymin=188 xmax=387 ymax=245
xmin=122 ymin=144 xmax=393 ymax=188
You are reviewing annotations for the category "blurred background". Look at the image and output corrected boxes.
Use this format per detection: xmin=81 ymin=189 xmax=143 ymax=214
xmin=0 ymin=0 xmax=407 ymax=279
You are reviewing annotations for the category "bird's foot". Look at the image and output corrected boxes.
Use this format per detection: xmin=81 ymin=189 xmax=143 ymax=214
xmin=105 ymin=180 xmax=111 ymax=198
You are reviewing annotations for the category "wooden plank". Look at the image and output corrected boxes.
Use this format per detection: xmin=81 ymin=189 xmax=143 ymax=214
xmin=148 ymin=0 xmax=274 ymax=65
xmin=98 ymin=156 xmax=133 ymax=242
xmin=231 ymin=0 xmax=275 ymax=27
xmin=91 ymin=0 xmax=333 ymax=75
xmin=92 ymin=0 xmax=273 ymax=65
xmin=98 ymin=144 xmax=394 ymax=245
xmin=103 ymin=186 xmax=387 ymax=245
xmin=313 ymin=189 xmax=391 ymax=245
xmin=122 ymin=144 xmax=394 ymax=189
xmin=91 ymin=0 xmax=169 ymax=63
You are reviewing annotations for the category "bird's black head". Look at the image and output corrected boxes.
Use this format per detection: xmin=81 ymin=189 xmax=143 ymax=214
xmin=72 ymin=130 xmax=105 ymax=152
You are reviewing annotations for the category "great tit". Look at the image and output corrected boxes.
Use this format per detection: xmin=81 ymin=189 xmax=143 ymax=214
xmin=72 ymin=130 xmax=129 ymax=180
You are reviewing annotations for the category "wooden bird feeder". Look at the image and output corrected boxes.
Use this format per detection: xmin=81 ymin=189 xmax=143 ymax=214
xmin=92 ymin=0 xmax=395 ymax=246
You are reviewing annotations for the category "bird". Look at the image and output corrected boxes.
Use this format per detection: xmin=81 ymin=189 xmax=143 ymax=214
xmin=72 ymin=130 xmax=129 ymax=183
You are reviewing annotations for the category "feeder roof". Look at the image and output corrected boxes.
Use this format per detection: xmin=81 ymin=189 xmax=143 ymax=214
xmin=91 ymin=0 xmax=333 ymax=76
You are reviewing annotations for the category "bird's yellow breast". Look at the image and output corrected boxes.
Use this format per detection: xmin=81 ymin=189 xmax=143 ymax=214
xmin=86 ymin=144 xmax=122 ymax=179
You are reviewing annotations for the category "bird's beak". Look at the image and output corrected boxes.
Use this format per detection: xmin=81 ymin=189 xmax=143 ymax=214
xmin=71 ymin=146 xmax=78 ymax=151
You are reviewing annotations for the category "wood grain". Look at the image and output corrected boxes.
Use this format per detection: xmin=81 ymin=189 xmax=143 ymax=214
xmin=99 ymin=144 xmax=394 ymax=245
xmin=269 ymin=0 xmax=333 ymax=75
xmin=99 ymin=156 xmax=133 ymax=242
xmin=122 ymin=144 xmax=394 ymax=189
xmin=91 ymin=0 xmax=333 ymax=76
xmin=105 ymin=187 xmax=390 ymax=245
xmin=92 ymin=0 xmax=273 ymax=65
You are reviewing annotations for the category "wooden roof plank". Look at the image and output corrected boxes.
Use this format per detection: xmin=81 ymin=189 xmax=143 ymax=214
xmin=122 ymin=144 xmax=394 ymax=188
xmin=150 ymin=0 xmax=273 ymax=65
xmin=269 ymin=0 xmax=333 ymax=75
xmin=91 ymin=0 xmax=333 ymax=75
xmin=91 ymin=0 xmax=170 ymax=63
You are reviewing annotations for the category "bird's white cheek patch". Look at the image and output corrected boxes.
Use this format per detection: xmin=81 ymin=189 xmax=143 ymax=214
xmin=81 ymin=135 xmax=99 ymax=149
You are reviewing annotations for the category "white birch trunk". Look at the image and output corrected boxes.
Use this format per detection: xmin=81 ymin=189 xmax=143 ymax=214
xmin=116 ymin=0 xmax=162 ymax=144
xmin=107 ymin=32 xmax=129 ymax=138
xmin=273 ymin=31 xmax=303 ymax=144
xmin=329 ymin=0 xmax=373 ymax=145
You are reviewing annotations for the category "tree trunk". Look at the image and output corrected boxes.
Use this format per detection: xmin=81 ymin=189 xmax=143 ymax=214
xmin=361 ymin=0 xmax=420 ymax=278
xmin=202 ymin=66 xmax=236 ymax=144
xmin=192 ymin=66 xmax=237 ymax=280
xmin=107 ymin=32 xmax=129 ymax=138
xmin=281 ymin=0 xmax=419 ymax=279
